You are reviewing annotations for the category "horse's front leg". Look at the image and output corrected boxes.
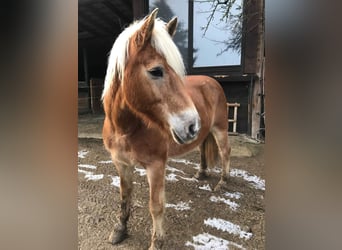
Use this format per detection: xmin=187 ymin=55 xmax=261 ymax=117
xmin=146 ymin=161 xmax=166 ymax=250
xmin=109 ymin=162 xmax=133 ymax=245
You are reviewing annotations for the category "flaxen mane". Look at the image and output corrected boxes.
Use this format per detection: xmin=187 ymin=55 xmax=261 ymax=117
xmin=101 ymin=18 xmax=186 ymax=100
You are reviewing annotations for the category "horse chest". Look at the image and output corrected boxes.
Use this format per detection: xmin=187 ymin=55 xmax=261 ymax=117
xmin=110 ymin=132 xmax=168 ymax=167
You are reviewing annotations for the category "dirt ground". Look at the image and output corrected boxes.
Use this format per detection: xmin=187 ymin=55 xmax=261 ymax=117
xmin=78 ymin=135 xmax=265 ymax=250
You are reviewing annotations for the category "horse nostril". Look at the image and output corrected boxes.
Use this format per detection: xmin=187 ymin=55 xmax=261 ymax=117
xmin=188 ymin=123 xmax=197 ymax=137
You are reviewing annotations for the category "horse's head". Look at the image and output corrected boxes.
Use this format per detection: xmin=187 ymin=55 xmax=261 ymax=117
xmin=103 ymin=9 xmax=200 ymax=144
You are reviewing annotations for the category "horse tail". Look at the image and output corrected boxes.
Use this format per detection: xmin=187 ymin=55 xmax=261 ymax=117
xmin=203 ymin=133 xmax=220 ymax=169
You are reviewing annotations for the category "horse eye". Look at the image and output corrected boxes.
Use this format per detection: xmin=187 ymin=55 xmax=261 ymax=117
xmin=148 ymin=67 xmax=164 ymax=78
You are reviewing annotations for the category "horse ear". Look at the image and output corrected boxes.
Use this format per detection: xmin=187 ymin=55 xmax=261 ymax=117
xmin=135 ymin=8 xmax=159 ymax=47
xmin=166 ymin=16 xmax=178 ymax=37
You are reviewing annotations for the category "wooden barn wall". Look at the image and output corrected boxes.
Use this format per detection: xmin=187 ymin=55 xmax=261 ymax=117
xmin=220 ymin=81 xmax=249 ymax=133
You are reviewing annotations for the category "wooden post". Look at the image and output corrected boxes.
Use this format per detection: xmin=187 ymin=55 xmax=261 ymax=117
xmin=233 ymin=105 xmax=238 ymax=132
xmin=251 ymin=0 xmax=265 ymax=139
xmin=251 ymin=78 xmax=261 ymax=138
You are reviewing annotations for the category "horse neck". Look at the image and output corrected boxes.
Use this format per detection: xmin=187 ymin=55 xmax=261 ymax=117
xmin=109 ymin=85 xmax=142 ymax=135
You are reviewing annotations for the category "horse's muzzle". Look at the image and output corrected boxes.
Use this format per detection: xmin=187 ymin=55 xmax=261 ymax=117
xmin=169 ymin=109 xmax=201 ymax=144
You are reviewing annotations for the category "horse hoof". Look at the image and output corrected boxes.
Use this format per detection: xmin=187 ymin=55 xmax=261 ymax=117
xmin=108 ymin=225 xmax=127 ymax=245
xmin=194 ymin=171 xmax=208 ymax=180
xmin=214 ymin=178 xmax=228 ymax=192
xmin=149 ymin=238 xmax=164 ymax=250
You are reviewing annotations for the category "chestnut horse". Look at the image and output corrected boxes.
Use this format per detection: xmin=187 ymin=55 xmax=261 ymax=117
xmin=102 ymin=9 xmax=231 ymax=249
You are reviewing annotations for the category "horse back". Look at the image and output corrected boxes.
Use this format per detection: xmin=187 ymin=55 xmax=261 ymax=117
xmin=168 ymin=75 xmax=228 ymax=156
xmin=185 ymin=75 xmax=228 ymax=130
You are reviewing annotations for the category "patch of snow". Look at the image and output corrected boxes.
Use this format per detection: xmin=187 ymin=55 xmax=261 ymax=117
xmin=169 ymin=158 xmax=195 ymax=165
xmin=78 ymin=169 xmax=104 ymax=181
xmin=204 ymin=218 xmax=252 ymax=240
xmin=185 ymin=232 xmax=245 ymax=250
xmin=134 ymin=167 xmax=146 ymax=176
xmin=166 ymin=165 xmax=185 ymax=174
xmin=78 ymin=164 xmax=97 ymax=169
xmin=86 ymin=174 xmax=104 ymax=181
xmin=98 ymin=160 xmax=112 ymax=164
xmin=169 ymin=158 xmax=200 ymax=169
xmin=165 ymin=173 xmax=178 ymax=182
xmin=224 ymin=192 xmax=243 ymax=200
xmin=78 ymin=169 xmax=92 ymax=175
xmin=166 ymin=201 xmax=191 ymax=211
xmin=230 ymin=169 xmax=265 ymax=190
xmin=209 ymin=196 xmax=239 ymax=211
xmin=212 ymin=167 xmax=221 ymax=173
xmin=165 ymin=172 xmax=197 ymax=182
xmin=78 ymin=150 xmax=88 ymax=159
xmin=110 ymin=176 xmax=120 ymax=187
xmin=179 ymin=176 xmax=198 ymax=182
xmin=199 ymin=184 xmax=212 ymax=191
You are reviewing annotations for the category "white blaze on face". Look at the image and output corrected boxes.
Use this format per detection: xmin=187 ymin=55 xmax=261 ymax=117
xmin=168 ymin=108 xmax=201 ymax=144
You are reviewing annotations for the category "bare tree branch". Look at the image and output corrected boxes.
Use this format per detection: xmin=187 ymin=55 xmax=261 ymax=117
xmin=201 ymin=1 xmax=219 ymax=36
xmin=195 ymin=0 xmax=242 ymax=53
